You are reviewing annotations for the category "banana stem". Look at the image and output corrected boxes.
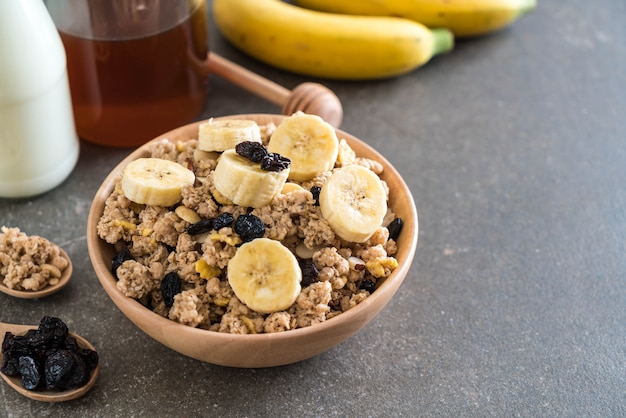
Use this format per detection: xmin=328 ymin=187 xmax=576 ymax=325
xmin=431 ymin=28 xmax=455 ymax=56
xmin=520 ymin=0 xmax=538 ymax=16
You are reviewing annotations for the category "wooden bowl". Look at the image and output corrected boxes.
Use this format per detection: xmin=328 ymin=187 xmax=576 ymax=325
xmin=86 ymin=114 xmax=418 ymax=368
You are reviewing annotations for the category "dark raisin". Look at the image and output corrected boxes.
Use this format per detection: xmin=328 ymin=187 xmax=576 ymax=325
xmin=44 ymin=350 xmax=87 ymax=391
xmin=298 ymin=259 xmax=319 ymax=287
xmin=161 ymin=271 xmax=182 ymax=308
xmin=236 ymin=141 xmax=268 ymax=162
xmin=1 ymin=333 xmax=31 ymax=376
xmin=213 ymin=213 xmax=234 ymax=230
xmin=186 ymin=218 xmax=213 ymax=235
xmin=360 ymin=279 xmax=376 ymax=293
xmin=234 ymin=214 xmax=265 ymax=242
xmin=1 ymin=354 xmax=20 ymax=376
xmin=111 ymin=246 xmax=133 ymax=277
xmin=387 ymin=218 xmax=404 ymax=241
xmin=18 ymin=356 xmax=41 ymax=390
xmin=37 ymin=316 xmax=69 ymax=348
xmin=310 ymin=186 xmax=321 ymax=206
xmin=64 ymin=336 xmax=99 ymax=370
xmin=260 ymin=153 xmax=291 ymax=172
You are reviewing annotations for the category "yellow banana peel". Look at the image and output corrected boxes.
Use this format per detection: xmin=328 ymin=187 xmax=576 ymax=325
xmin=294 ymin=0 xmax=537 ymax=37
xmin=212 ymin=0 xmax=454 ymax=80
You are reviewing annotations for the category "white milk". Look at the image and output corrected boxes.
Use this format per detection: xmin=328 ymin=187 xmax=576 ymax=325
xmin=0 ymin=0 xmax=79 ymax=198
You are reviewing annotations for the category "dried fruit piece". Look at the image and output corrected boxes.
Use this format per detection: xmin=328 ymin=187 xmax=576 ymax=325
xmin=387 ymin=217 xmax=404 ymax=241
xmin=213 ymin=213 xmax=235 ymax=230
xmin=359 ymin=279 xmax=376 ymax=293
xmin=260 ymin=153 xmax=291 ymax=172
xmin=18 ymin=356 xmax=41 ymax=390
xmin=310 ymin=186 xmax=321 ymax=206
xmin=298 ymin=259 xmax=319 ymax=287
xmin=161 ymin=272 xmax=182 ymax=308
xmin=236 ymin=141 xmax=268 ymax=162
xmin=186 ymin=219 xmax=213 ymax=235
xmin=45 ymin=350 xmax=88 ymax=391
xmin=234 ymin=214 xmax=265 ymax=242
xmin=111 ymin=246 xmax=133 ymax=277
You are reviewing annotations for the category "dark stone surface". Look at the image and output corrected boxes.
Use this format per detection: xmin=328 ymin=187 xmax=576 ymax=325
xmin=1 ymin=1 xmax=624 ymax=416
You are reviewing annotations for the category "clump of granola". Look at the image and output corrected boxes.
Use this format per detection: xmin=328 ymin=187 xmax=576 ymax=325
xmin=0 ymin=226 xmax=70 ymax=291
xmin=97 ymin=124 xmax=402 ymax=334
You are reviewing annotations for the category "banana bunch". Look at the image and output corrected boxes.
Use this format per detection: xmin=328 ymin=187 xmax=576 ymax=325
xmin=294 ymin=0 xmax=537 ymax=38
xmin=212 ymin=0 xmax=454 ymax=80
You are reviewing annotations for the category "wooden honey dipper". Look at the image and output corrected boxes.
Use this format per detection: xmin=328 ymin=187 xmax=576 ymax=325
xmin=206 ymin=52 xmax=343 ymax=128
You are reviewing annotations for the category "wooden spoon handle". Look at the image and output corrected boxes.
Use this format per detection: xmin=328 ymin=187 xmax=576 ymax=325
xmin=207 ymin=52 xmax=343 ymax=127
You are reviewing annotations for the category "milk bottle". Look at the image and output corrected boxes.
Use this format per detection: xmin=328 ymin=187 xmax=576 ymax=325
xmin=0 ymin=0 xmax=79 ymax=198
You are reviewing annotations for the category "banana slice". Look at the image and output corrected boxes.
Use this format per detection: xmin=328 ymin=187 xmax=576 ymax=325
xmin=280 ymin=182 xmax=305 ymax=194
xmin=198 ymin=119 xmax=262 ymax=152
xmin=213 ymin=149 xmax=289 ymax=208
xmin=121 ymin=158 xmax=195 ymax=206
xmin=228 ymin=238 xmax=302 ymax=313
xmin=319 ymin=165 xmax=387 ymax=242
xmin=267 ymin=112 xmax=339 ymax=181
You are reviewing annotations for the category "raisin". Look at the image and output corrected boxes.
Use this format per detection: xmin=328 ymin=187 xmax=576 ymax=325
xmin=387 ymin=218 xmax=404 ymax=241
xmin=44 ymin=350 xmax=87 ymax=391
xmin=161 ymin=271 xmax=182 ymax=308
xmin=236 ymin=141 xmax=268 ymax=162
xmin=186 ymin=218 xmax=213 ymax=235
xmin=260 ymin=153 xmax=291 ymax=172
xmin=18 ymin=356 xmax=41 ymax=390
xmin=234 ymin=214 xmax=265 ymax=242
xmin=1 ymin=354 xmax=20 ymax=376
xmin=64 ymin=335 xmax=99 ymax=370
xmin=0 ymin=333 xmax=29 ymax=376
xmin=310 ymin=186 xmax=321 ymax=206
xmin=213 ymin=213 xmax=234 ymax=230
xmin=298 ymin=259 xmax=319 ymax=287
xmin=360 ymin=279 xmax=376 ymax=293
xmin=37 ymin=316 xmax=69 ymax=347
xmin=111 ymin=246 xmax=133 ymax=277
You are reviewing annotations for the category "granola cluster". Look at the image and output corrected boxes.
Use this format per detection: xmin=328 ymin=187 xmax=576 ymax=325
xmin=0 ymin=226 xmax=69 ymax=291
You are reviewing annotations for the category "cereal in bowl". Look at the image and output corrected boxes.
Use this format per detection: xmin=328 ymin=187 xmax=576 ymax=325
xmin=96 ymin=113 xmax=403 ymax=334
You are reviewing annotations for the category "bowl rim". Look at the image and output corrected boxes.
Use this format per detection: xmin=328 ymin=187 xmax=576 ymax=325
xmin=87 ymin=113 xmax=418 ymax=345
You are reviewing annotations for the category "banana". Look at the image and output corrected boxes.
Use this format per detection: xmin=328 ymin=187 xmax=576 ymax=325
xmin=294 ymin=0 xmax=536 ymax=37
xmin=198 ymin=119 xmax=261 ymax=152
xmin=121 ymin=158 xmax=195 ymax=206
xmin=213 ymin=149 xmax=289 ymax=208
xmin=319 ymin=165 xmax=387 ymax=242
xmin=281 ymin=182 xmax=305 ymax=194
xmin=212 ymin=0 xmax=454 ymax=80
xmin=267 ymin=112 xmax=339 ymax=182
xmin=228 ymin=238 xmax=302 ymax=313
